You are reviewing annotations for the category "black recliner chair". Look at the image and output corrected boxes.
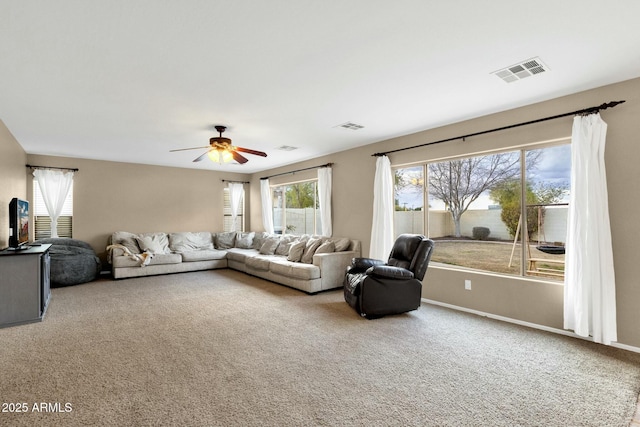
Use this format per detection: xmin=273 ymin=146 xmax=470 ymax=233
xmin=344 ymin=234 xmax=434 ymax=318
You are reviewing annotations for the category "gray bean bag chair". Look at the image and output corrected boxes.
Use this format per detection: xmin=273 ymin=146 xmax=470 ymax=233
xmin=35 ymin=238 xmax=101 ymax=287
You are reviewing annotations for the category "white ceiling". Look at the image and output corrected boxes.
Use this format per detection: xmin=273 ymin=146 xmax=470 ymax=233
xmin=2 ymin=1 xmax=640 ymax=173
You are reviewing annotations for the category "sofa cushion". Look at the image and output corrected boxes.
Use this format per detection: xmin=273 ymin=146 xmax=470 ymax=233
xmin=301 ymin=237 xmax=323 ymax=264
xmin=270 ymin=259 xmax=321 ymax=280
xmin=169 ymin=232 xmax=214 ymax=253
xmin=136 ymin=232 xmax=170 ymax=254
xmin=215 ymin=231 xmax=236 ymax=249
xmin=235 ymin=232 xmax=255 ymax=249
xmin=259 ymin=236 xmax=280 ymax=255
xmin=275 ymin=234 xmax=297 ymax=256
xmin=287 ymin=240 xmax=306 ymax=262
xmin=332 ymin=237 xmax=351 ymax=252
xmin=226 ymin=248 xmax=259 ymax=262
xmin=181 ymin=249 xmax=227 ymax=262
xmin=252 ymin=232 xmax=270 ymax=250
xmin=315 ymin=240 xmax=335 ymax=254
xmin=246 ymin=255 xmax=274 ymax=271
xmin=112 ymin=231 xmax=141 ymax=254
xmin=113 ymin=252 xmax=182 ymax=268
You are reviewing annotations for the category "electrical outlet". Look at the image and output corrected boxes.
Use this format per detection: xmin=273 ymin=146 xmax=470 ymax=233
xmin=464 ymin=280 xmax=472 ymax=290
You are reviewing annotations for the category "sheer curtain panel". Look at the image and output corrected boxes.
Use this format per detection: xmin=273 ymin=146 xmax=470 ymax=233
xmin=33 ymin=169 xmax=74 ymax=239
xmin=317 ymin=166 xmax=332 ymax=236
xmin=564 ymin=113 xmax=617 ymax=345
xmin=228 ymin=183 xmax=244 ymax=232
xmin=260 ymin=179 xmax=275 ymax=234
xmin=369 ymin=156 xmax=394 ymax=259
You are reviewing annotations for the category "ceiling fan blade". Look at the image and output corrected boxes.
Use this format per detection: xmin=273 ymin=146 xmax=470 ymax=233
xmin=170 ymin=145 xmax=210 ymax=152
xmin=235 ymin=146 xmax=267 ymax=157
xmin=192 ymin=150 xmax=211 ymax=162
xmin=231 ymin=151 xmax=249 ymax=164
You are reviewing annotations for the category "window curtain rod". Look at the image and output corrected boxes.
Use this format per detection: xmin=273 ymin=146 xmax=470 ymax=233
xmin=26 ymin=164 xmax=79 ymax=172
xmin=221 ymin=179 xmax=250 ymax=184
xmin=371 ymin=100 xmax=625 ymax=157
xmin=260 ymin=162 xmax=333 ymax=180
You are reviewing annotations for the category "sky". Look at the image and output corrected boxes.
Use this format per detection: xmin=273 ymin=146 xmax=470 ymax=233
xmin=396 ymin=144 xmax=571 ymax=210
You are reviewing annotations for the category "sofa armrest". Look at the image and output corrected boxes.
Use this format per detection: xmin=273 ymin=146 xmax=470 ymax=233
xmin=313 ymin=250 xmax=360 ymax=290
xmin=107 ymin=245 xmax=127 ymax=264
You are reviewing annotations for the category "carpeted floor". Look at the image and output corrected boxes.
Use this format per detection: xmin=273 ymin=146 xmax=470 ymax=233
xmin=1 ymin=269 xmax=639 ymax=426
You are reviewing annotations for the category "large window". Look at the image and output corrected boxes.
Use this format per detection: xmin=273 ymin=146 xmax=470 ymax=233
xmin=33 ymin=180 xmax=73 ymax=239
xmin=394 ymin=142 xmax=570 ymax=281
xmin=272 ymin=180 xmax=321 ymax=235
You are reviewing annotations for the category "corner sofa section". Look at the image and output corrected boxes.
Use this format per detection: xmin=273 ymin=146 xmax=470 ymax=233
xmin=107 ymin=231 xmax=361 ymax=294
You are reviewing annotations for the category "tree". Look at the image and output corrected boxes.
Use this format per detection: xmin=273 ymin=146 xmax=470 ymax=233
xmin=428 ymin=152 xmax=538 ymax=237
xmin=490 ymin=180 xmax=568 ymax=239
xmin=285 ymin=182 xmax=316 ymax=208
xmin=490 ymin=180 xmax=538 ymax=239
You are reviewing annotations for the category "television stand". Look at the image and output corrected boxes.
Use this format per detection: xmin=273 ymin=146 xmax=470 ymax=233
xmin=0 ymin=244 xmax=51 ymax=327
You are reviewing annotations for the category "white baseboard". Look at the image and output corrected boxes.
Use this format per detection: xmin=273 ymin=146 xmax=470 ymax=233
xmin=422 ymin=298 xmax=640 ymax=354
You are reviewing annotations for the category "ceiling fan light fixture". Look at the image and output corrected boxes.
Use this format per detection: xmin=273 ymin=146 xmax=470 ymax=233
xmin=207 ymin=147 xmax=234 ymax=163
xmin=221 ymin=149 xmax=233 ymax=163
xmin=170 ymin=124 xmax=267 ymax=165
xmin=210 ymin=136 xmax=232 ymax=145
xmin=208 ymin=149 xmax=220 ymax=162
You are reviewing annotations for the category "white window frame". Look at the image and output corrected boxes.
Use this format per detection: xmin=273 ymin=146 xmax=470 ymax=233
xmin=32 ymin=179 xmax=73 ymax=239
xmin=271 ymin=179 xmax=319 ymax=235
xmin=393 ymin=139 xmax=570 ymax=281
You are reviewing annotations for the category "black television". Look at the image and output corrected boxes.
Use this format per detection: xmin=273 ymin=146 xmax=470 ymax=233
xmin=9 ymin=197 xmax=30 ymax=249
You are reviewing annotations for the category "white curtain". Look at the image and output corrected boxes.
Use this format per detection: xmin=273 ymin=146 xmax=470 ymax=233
xmin=317 ymin=166 xmax=332 ymax=236
xmin=33 ymin=169 xmax=74 ymax=239
xmin=564 ymin=113 xmax=617 ymax=345
xmin=260 ymin=178 xmax=275 ymax=234
xmin=369 ymin=155 xmax=395 ymax=259
xmin=228 ymin=182 xmax=244 ymax=232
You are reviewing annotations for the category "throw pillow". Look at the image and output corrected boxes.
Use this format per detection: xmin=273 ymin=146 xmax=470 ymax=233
xmin=112 ymin=231 xmax=141 ymax=254
xmin=333 ymin=237 xmax=351 ymax=252
xmin=136 ymin=233 xmax=170 ymax=254
xmin=315 ymin=241 xmax=335 ymax=254
xmin=169 ymin=232 xmax=214 ymax=253
xmin=252 ymin=232 xmax=270 ymax=250
xmin=259 ymin=236 xmax=280 ymax=255
xmin=235 ymin=232 xmax=255 ymax=249
xmin=301 ymin=238 xmax=323 ymax=264
xmin=275 ymin=235 xmax=297 ymax=256
xmin=287 ymin=240 xmax=306 ymax=262
xmin=215 ymin=231 xmax=236 ymax=249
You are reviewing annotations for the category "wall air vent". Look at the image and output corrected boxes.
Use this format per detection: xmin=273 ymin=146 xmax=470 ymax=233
xmin=276 ymin=145 xmax=298 ymax=151
xmin=335 ymin=122 xmax=364 ymax=130
xmin=492 ymin=57 xmax=549 ymax=83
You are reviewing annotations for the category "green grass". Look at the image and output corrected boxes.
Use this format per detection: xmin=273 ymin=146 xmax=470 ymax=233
xmin=431 ymin=239 xmax=565 ymax=280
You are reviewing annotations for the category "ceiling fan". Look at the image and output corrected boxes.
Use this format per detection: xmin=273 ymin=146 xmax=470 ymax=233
xmin=170 ymin=125 xmax=267 ymax=164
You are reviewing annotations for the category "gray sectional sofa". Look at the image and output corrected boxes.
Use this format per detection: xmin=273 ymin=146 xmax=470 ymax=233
xmin=107 ymin=231 xmax=361 ymax=294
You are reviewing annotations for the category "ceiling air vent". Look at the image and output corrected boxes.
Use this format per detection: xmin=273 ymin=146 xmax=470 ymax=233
xmin=276 ymin=145 xmax=298 ymax=151
xmin=335 ymin=122 xmax=364 ymax=130
xmin=492 ymin=57 xmax=549 ymax=83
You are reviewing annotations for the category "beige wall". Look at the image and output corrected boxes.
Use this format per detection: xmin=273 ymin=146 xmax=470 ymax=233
xmin=26 ymin=155 xmax=251 ymax=262
xmin=3 ymin=77 xmax=639 ymax=348
xmin=0 ymin=119 xmax=27 ymax=248
xmin=251 ymin=77 xmax=640 ymax=348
